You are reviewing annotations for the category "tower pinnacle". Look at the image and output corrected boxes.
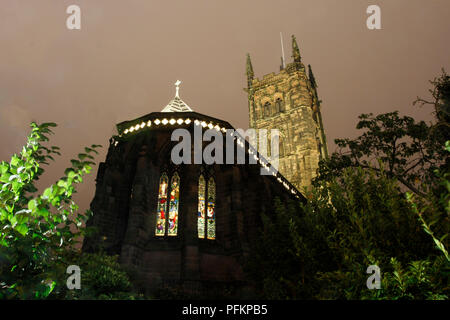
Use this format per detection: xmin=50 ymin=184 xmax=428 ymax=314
xmin=291 ymin=35 xmax=301 ymax=63
xmin=308 ymin=65 xmax=317 ymax=89
xmin=246 ymin=53 xmax=254 ymax=87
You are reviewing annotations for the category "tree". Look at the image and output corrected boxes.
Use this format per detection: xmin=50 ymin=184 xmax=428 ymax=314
xmin=414 ymin=69 xmax=450 ymax=144
xmin=315 ymin=70 xmax=450 ymax=198
xmin=0 ymin=122 xmax=101 ymax=299
xmin=247 ymin=162 xmax=449 ymax=299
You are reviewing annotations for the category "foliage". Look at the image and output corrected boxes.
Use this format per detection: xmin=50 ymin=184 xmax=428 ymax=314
xmin=315 ymin=112 xmax=442 ymax=197
xmin=61 ymin=252 xmax=144 ymax=300
xmin=414 ymin=68 xmax=450 ymax=145
xmin=247 ymin=161 xmax=449 ymax=299
xmin=315 ymin=70 xmax=449 ymax=198
xmin=362 ymin=257 xmax=448 ymax=300
xmin=0 ymin=122 xmax=101 ymax=299
xmin=247 ymin=161 xmax=450 ymax=299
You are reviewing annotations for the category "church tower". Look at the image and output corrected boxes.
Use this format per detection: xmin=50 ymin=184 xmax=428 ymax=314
xmin=245 ymin=35 xmax=328 ymax=191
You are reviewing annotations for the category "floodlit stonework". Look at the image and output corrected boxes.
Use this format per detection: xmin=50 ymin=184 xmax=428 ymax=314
xmin=245 ymin=35 xmax=328 ymax=191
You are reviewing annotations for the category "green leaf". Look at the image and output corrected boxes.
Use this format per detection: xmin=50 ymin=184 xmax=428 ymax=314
xmin=10 ymin=155 xmax=20 ymax=167
xmin=0 ymin=162 xmax=9 ymax=174
xmin=16 ymin=224 xmax=28 ymax=236
xmin=38 ymin=208 xmax=49 ymax=219
xmin=57 ymin=180 xmax=66 ymax=188
xmin=67 ymin=171 xmax=76 ymax=179
xmin=28 ymin=199 xmax=37 ymax=211
xmin=43 ymin=187 xmax=52 ymax=199
xmin=9 ymin=215 xmax=17 ymax=226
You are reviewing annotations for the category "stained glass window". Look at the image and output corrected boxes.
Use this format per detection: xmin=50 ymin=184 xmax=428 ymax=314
xmin=167 ymin=172 xmax=180 ymax=236
xmin=206 ymin=177 xmax=216 ymax=240
xmin=197 ymin=175 xmax=206 ymax=239
xmin=155 ymin=173 xmax=168 ymax=236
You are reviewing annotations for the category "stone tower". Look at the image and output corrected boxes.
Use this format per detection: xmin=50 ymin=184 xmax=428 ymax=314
xmin=245 ymin=35 xmax=328 ymax=191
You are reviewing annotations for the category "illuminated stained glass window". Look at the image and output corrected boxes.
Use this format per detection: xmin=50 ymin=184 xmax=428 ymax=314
xmin=206 ymin=177 xmax=216 ymax=240
xmin=167 ymin=172 xmax=180 ymax=236
xmin=155 ymin=173 xmax=168 ymax=236
xmin=197 ymin=175 xmax=206 ymax=239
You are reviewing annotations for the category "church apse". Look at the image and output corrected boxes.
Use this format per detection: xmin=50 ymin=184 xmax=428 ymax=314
xmin=83 ymin=81 xmax=304 ymax=297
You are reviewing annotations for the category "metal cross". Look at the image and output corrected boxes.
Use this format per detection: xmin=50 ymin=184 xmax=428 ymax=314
xmin=175 ymin=80 xmax=181 ymax=97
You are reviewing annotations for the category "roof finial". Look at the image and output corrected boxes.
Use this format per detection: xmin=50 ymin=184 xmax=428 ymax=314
xmin=175 ymin=80 xmax=181 ymax=97
xmin=161 ymin=80 xmax=193 ymax=112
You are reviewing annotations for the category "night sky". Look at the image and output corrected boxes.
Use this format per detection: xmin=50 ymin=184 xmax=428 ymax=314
xmin=1 ymin=0 xmax=449 ymax=213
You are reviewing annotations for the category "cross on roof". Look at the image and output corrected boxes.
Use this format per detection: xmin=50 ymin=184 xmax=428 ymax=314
xmin=175 ymin=80 xmax=181 ymax=97
xmin=161 ymin=80 xmax=193 ymax=112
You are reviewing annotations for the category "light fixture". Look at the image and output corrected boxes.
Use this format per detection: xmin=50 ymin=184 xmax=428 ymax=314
xmin=154 ymin=119 xmax=161 ymax=125
xmin=162 ymin=119 xmax=168 ymax=125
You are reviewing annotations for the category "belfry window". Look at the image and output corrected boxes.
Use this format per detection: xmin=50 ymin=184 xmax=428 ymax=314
xmin=264 ymin=102 xmax=271 ymax=117
xmin=197 ymin=175 xmax=216 ymax=240
xmin=275 ymin=97 xmax=285 ymax=112
xmin=155 ymin=172 xmax=180 ymax=237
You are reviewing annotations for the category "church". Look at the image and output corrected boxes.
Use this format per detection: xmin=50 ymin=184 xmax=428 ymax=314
xmin=83 ymin=35 xmax=328 ymax=297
